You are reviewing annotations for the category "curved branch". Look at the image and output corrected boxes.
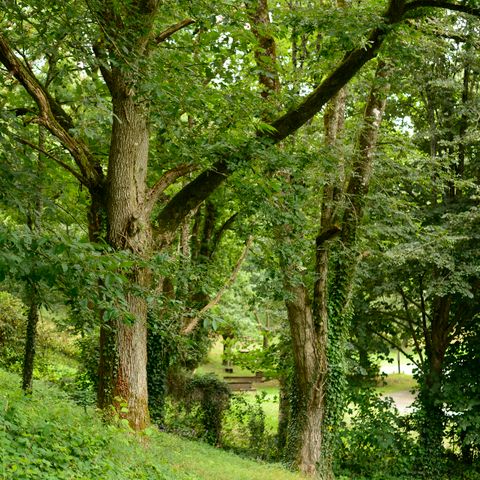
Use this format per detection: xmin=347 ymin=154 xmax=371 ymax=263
xmin=11 ymin=134 xmax=86 ymax=185
xmin=404 ymin=0 xmax=480 ymax=17
xmin=210 ymin=212 xmax=239 ymax=258
xmin=156 ymin=159 xmax=230 ymax=246
xmin=0 ymin=35 xmax=103 ymax=188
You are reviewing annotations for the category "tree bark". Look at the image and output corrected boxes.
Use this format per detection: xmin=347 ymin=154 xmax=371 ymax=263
xmin=284 ymin=282 xmax=327 ymax=476
xmin=285 ymin=62 xmax=389 ymax=478
xmin=98 ymin=90 xmax=152 ymax=430
xmin=22 ymin=286 xmax=40 ymax=393
xmin=22 ymin=125 xmax=45 ymax=394
xmin=418 ymin=294 xmax=451 ymax=456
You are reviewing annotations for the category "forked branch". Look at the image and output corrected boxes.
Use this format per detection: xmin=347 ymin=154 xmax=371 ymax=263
xmin=145 ymin=163 xmax=198 ymax=214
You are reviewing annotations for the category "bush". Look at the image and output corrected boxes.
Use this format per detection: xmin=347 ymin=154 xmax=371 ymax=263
xmin=222 ymin=391 xmax=277 ymax=461
xmin=336 ymin=389 xmax=412 ymax=479
xmin=164 ymin=371 xmax=231 ymax=445
xmin=0 ymin=291 xmax=26 ymax=371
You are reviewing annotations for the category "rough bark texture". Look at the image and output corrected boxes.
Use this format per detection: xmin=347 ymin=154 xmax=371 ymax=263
xmin=277 ymin=375 xmax=290 ymax=453
xmin=418 ymin=294 xmax=451 ymax=455
xmin=303 ymin=88 xmax=347 ymax=480
xmin=100 ymin=90 xmax=152 ymax=430
xmin=286 ymin=63 xmax=389 ymax=478
xmin=285 ymin=283 xmax=327 ymax=476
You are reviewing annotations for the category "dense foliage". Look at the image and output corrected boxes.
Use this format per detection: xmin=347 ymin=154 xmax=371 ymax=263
xmin=1 ymin=0 xmax=480 ymax=478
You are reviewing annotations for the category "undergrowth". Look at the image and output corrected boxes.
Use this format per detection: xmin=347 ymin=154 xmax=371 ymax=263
xmin=0 ymin=369 xmax=305 ymax=480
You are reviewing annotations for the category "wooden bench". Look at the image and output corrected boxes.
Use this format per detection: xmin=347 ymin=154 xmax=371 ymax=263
xmin=225 ymin=381 xmax=255 ymax=391
xmin=223 ymin=372 xmax=265 ymax=392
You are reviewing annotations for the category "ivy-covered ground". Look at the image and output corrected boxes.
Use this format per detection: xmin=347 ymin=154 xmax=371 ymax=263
xmin=0 ymin=369 xmax=306 ymax=480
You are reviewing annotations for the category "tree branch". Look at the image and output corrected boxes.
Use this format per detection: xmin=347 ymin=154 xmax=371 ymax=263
xmin=404 ymin=0 xmax=480 ymax=17
xmin=144 ymin=163 xmax=197 ymax=214
xmin=156 ymin=158 xmax=230 ymax=246
xmin=373 ymin=331 xmax=421 ymax=369
xmin=155 ymin=18 xmax=195 ymax=44
xmin=0 ymin=35 xmax=103 ymax=189
xmin=156 ymin=0 xmax=480 ymax=243
xmin=11 ymin=134 xmax=86 ymax=185
xmin=210 ymin=212 xmax=239 ymax=258
xmin=182 ymin=235 xmax=254 ymax=334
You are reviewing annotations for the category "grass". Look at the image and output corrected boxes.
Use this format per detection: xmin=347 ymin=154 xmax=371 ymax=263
xmin=198 ymin=342 xmax=418 ymax=433
xmin=0 ymin=368 xmax=306 ymax=480
xmin=377 ymin=373 xmax=417 ymax=395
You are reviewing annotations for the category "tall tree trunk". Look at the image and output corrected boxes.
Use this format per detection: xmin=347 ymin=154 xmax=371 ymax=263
xmin=418 ymin=294 xmax=451 ymax=457
xmin=286 ymin=62 xmax=389 ymax=478
xmin=285 ymin=282 xmax=328 ymax=476
xmin=308 ymin=87 xmax=347 ymax=480
xmin=22 ymin=125 xmax=44 ymax=393
xmin=98 ymin=91 xmax=151 ymax=430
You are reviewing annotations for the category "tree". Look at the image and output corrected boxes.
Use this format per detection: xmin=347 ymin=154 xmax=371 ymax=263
xmin=352 ymin=16 xmax=480 ymax=470
xmin=2 ymin=0 xmax=480 ymax=435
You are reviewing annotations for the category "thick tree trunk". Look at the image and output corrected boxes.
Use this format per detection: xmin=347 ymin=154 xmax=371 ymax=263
xmin=285 ymin=282 xmax=327 ymax=476
xmin=98 ymin=91 xmax=151 ymax=430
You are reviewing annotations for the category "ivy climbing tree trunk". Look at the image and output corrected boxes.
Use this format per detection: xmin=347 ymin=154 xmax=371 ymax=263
xmin=22 ymin=125 xmax=45 ymax=394
xmin=418 ymin=294 xmax=451 ymax=456
xmin=22 ymin=285 xmax=40 ymax=393
xmin=282 ymin=61 xmax=389 ymax=478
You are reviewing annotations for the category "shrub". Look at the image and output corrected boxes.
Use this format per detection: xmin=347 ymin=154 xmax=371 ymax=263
xmin=222 ymin=391 xmax=277 ymax=461
xmin=0 ymin=291 xmax=26 ymax=371
xmin=164 ymin=370 xmax=231 ymax=445
xmin=335 ymin=389 xmax=412 ymax=479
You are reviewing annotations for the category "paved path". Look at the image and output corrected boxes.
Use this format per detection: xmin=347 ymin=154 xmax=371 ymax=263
xmin=381 ymin=390 xmax=416 ymax=414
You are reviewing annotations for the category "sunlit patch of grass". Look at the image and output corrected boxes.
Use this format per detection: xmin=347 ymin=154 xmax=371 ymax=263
xmin=377 ymin=373 xmax=417 ymax=394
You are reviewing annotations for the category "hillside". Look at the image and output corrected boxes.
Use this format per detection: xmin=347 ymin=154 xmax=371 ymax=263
xmin=0 ymin=369 xmax=305 ymax=480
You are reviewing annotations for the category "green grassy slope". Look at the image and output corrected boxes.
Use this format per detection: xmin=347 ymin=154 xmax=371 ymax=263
xmin=0 ymin=369 xmax=305 ymax=480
